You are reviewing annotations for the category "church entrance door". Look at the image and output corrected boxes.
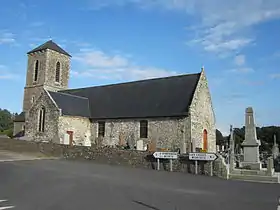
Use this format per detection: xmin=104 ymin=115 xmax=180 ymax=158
xmin=203 ymin=129 xmax=208 ymax=152
xmin=66 ymin=131 xmax=74 ymax=146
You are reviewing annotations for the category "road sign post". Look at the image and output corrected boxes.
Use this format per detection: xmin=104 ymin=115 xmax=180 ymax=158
xmin=153 ymin=152 xmax=178 ymax=172
xmin=153 ymin=152 xmax=178 ymax=159
xmin=210 ymin=161 xmax=213 ymax=176
xmin=195 ymin=160 xmax=198 ymax=174
xmin=189 ymin=152 xmax=218 ymax=161
xmin=189 ymin=152 xmax=218 ymax=175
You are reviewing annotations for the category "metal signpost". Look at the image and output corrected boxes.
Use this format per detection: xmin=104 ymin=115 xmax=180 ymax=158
xmin=189 ymin=152 xmax=218 ymax=176
xmin=153 ymin=152 xmax=178 ymax=172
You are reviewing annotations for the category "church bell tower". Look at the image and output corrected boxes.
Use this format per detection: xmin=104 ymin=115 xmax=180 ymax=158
xmin=13 ymin=40 xmax=71 ymax=136
xmin=22 ymin=40 xmax=71 ymax=113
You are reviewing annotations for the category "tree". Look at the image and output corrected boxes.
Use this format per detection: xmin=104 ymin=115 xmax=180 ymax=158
xmin=0 ymin=108 xmax=16 ymax=138
xmin=0 ymin=108 xmax=13 ymax=132
xmin=219 ymin=126 xmax=280 ymax=153
xmin=216 ymin=129 xmax=224 ymax=145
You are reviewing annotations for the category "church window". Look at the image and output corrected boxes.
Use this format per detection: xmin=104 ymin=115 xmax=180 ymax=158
xmin=140 ymin=120 xmax=148 ymax=138
xmin=98 ymin=121 xmax=105 ymax=137
xmin=38 ymin=107 xmax=46 ymax=132
xmin=55 ymin=61 xmax=60 ymax=83
xmin=34 ymin=60 xmax=39 ymax=82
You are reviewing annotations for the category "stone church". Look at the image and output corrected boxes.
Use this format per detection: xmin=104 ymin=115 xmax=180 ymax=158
xmin=13 ymin=40 xmax=216 ymax=153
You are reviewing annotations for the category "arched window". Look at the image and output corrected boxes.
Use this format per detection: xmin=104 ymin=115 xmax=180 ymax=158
xmin=38 ymin=107 xmax=46 ymax=132
xmin=203 ymin=129 xmax=208 ymax=151
xmin=34 ymin=60 xmax=39 ymax=82
xmin=55 ymin=61 xmax=60 ymax=83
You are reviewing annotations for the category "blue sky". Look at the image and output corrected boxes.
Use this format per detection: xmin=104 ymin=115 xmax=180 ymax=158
xmin=0 ymin=0 xmax=279 ymax=134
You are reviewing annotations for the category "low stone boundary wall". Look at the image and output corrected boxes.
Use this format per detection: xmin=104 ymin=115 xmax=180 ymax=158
xmin=0 ymin=138 xmax=221 ymax=177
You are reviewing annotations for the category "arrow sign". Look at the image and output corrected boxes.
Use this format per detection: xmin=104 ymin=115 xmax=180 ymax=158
xmin=189 ymin=152 xmax=218 ymax=161
xmin=153 ymin=152 xmax=178 ymax=159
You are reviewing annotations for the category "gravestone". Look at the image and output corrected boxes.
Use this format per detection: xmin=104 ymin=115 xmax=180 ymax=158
xmin=272 ymin=134 xmax=279 ymax=159
xmin=136 ymin=140 xmax=144 ymax=151
xmin=240 ymin=107 xmax=262 ymax=170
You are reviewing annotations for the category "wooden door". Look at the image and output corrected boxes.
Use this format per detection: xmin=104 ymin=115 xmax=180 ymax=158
xmin=203 ymin=129 xmax=208 ymax=152
xmin=67 ymin=131 xmax=74 ymax=146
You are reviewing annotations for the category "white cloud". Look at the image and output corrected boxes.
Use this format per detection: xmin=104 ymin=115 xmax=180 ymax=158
xmin=273 ymin=52 xmax=280 ymax=57
xmin=86 ymin=0 xmax=280 ymax=55
xmin=0 ymin=65 xmax=6 ymax=69
xmin=0 ymin=71 xmax=19 ymax=80
xmin=234 ymin=55 xmax=246 ymax=66
xmin=29 ymin=21 xmax=44 ymax=27
xmin=0 ymin=65 xmax=19 ymax=80
xmin=0 ymin=31 xmax=16 ymax=44
xmin=73 ymin=50 xmax=129 ymax=68
xmin=72 ymin=49 xmax=178 ymax=81
xmin=228 ymin=67 xmax=254 ymax=74
xmin=270 ymin=73 xmax=280 ymax=79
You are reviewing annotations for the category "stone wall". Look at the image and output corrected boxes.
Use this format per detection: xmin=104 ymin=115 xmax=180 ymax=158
xmin=91 ymin=117 xmax=190 ymax=151
xmin=13 ymin=121 xmax=25 ymax=136
xmin=58 ymin=116 xmax=91 ymax=146
xmin=189 ymin=70 xmax=216 ymax=152
xmin=25 ymin=89 xmax=60 ymax=143
xmin=0 ymin=138 xmax=222 ymax=177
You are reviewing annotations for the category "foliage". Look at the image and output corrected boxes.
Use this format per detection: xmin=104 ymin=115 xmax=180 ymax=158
xmin=216 ymin=129 xmax=225 ymax=145
xmin=0 ymin=108 xmax=14 ymax=131
xmin=217 ymin=126 xmax=280 ymax=153
xmin=0 ymin=108 xmax=18 ymax=138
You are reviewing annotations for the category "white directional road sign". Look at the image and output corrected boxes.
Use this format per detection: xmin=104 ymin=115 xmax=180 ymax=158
xmin=153 ymin=152 xmax=178 ymax=159
xmin=189 ymin=152 xmax=218 ymax=161
xmin=0 ymin=200 xmax=15 ymax=209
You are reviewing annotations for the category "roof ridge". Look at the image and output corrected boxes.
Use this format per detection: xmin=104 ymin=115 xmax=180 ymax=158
xmin=65 ymin=72 xmax=201 ymax=92
xmin=51 ymin=90 xmax=89 ymax=100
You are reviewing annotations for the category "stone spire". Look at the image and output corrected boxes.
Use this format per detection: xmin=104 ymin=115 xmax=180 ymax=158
xmin=240 ymin=107 xmax=262 ymax=170
xmin=272 ymin=134 xmax=279 ymax=159
xmin=229 ymin=125 xmax=235 ymax=171
xmin=243 ymin=107 xmax=260 ymax=146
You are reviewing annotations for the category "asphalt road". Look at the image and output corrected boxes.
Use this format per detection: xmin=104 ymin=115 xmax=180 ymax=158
xmin=0 ymin=150 xmax=44 ymax=162
xmin=0 ymin=159 xmax=279 ymax=210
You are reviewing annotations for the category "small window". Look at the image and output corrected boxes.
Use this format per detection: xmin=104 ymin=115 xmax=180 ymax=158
xmin=98 ymin=121 xmax=105 ymax=137
xmin=55 ymin=61 xmax=60 ymax=83
xmin=31 ymin=96 xmax=35 ymax=104
xmin=140 ymin=120 xmax=148 ymax=138
xmin=34 ymin=60 xmax=39 ymax=82
xmin=38 ymin=107 xmax=46 ymax=132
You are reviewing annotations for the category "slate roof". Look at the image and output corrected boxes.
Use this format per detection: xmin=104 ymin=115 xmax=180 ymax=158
xmin=48 ymin=91 xmax=91 ymax=118
xmin=27 ymin=40 xmax=71 ymax=57
xmin=14 ymin=112 xmax=25 ymax=122
xmin=60 ymin=73 xmax=201 ymax=119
